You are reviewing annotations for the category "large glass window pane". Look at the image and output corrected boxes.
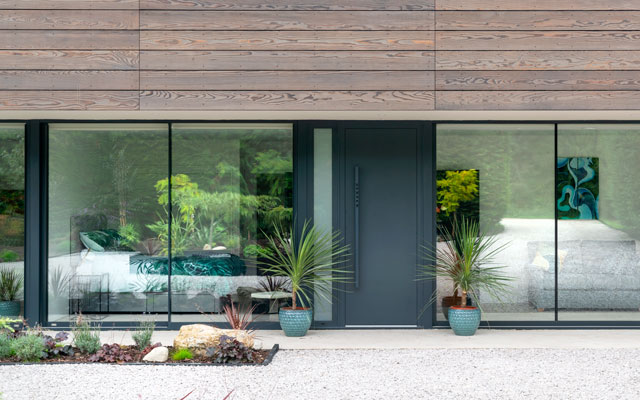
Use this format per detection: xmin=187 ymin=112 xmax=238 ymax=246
xmin=436 ymin=124 xmax=555 ymax=321
xmin=170 ymin=124 xmax=293 ymax=323
xmin=558 ymin=124 xmax=640 ymax=321
xmin=0 ymin=124 xmax=25 ymax=318
xmin=48 ymin=124 xmax=169 ymax=323
xmin=313 ymin=128 xmax=333 ymax=322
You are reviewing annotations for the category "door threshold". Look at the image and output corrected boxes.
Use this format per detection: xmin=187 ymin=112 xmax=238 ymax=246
xmin=344 ymin=325 xmax=419 ymax=328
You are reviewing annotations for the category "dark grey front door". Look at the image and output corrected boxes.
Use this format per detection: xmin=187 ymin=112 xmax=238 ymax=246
xmin=344 ymin=128 xmax=418 ymax=326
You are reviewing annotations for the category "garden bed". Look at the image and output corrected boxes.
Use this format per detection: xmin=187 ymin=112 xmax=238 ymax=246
xmin=0 ymin=344 xmax=279 ymax=366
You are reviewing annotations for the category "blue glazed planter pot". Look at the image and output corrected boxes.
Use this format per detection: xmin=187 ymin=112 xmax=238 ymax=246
xmin=448 ymin=306 xmax=481 ymax=336
xmin=0 ymin=301 xmax=20 ymax=317
xmin=279 ymin=308 xmax=313 ymax=337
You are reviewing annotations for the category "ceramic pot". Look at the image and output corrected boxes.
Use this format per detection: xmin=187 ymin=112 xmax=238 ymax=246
xmin=448 ymin=306 xmax=481 ymax=336
xmin=279 ymin=307 xmax=313 ymax=337
xmin=0 ymin=301 xmax=20 ymax=317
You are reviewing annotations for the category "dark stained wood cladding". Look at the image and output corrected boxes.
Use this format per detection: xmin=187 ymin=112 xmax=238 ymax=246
xmin=3 ymin=1 xmax=640 ymax=111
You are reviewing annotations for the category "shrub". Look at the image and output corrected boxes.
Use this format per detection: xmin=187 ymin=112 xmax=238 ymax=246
xmin=205 ymin=335 xmax=257 ymax=364
xmin=42 ymin=331 xmax=74 ymax=359
xmin=88 ymin=344 xmax=132 ymax=363
xmin=172 ymin=348 xmax=193 ymax=361
xmin=11 ymin=333 xmax=45 ymax=361
xmin=132 ymin=319 xmax=155 ymax=350
xmin=0 ymin=333 xmax=13 ymax=358
xmin=72 ymin=318 xmax=101 ymax=354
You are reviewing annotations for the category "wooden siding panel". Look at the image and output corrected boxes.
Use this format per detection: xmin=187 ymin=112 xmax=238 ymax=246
xmin=140 ymin=0 xmax=434 ymax=11
xmin=0 ymin=0 xmax=139 ymax=9
xmin=436 ymin=31 xmax=640 ymax=51
xmin=436 ymin=91 xmax=640 ymax=110
xmin=0 ymin=91 xmax=139 ymax=110
xmin=141 ymin=31 xmax=434 ymax=50
xmin=435 ymin=1 xmax=640 ymax=11
xmin=436 ymin=71 xmax=640 ymax=90
xmin=0 ymin=71 xmax=139 ymax=90
xmin=0 ymin=31 xmax=139 ymax=50
xmin=436 ymin=11 xmax=640 ymax=31
xmin=141 ymin=50 xmax=433 ymax=70
xmin=0 ymin=10 xmax=139 ymax=30
xmin=140 ymin=90 xmax=434 ymax=110
xmin=141 ymin=11 xmax=433 ymax=30
xmin=436 ymin=51 xmax=640 ymax=71
xmin=141 ymin=70 xmax=433 ymax=90
xmin=0 ymin=50 xmax=139 ymax=70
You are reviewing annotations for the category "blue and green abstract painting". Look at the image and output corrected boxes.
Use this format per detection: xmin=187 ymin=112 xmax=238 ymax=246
xmin=557 ymin=157 xmax=599 ymax=220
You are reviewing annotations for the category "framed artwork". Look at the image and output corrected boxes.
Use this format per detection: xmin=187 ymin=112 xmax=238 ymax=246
xmin=557 ymin=157 xmax=599 ymax=220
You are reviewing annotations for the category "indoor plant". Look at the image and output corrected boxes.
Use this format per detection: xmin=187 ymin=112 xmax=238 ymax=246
xmin=260 ymin=220 xmax=350 ymax=337
xmin=420 ymin=217 xmax=511 ymax=336
xmin=0 ymin=266 xmax=23 ymax=317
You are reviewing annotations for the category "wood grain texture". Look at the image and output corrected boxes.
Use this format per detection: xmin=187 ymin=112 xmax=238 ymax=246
xmin=0 ymin=0 xmax=138 ymax=9
xmin=436 ymin=51 xmax=640 ymax=70
xmin=0 ymin=50 xmax=139 ymax=70
xmin=0 ymin=91 xmax=139 ymax=110
xmin=0 ymin=10 xmax=138 ymax=30
xmin=141 ymin=31 xmax=433 ymax=50
xmin=0 ymin=71 xmax=138 ymax=90
xmin=141 ymin=50 xmax=433 ymax=70
xmin=140 ymin=0 xmax=434 ymax=10
xmin=436 ymin=91 xmax=640 ymax=110
xmin=141 ymin=11 xmax=433 ymax=30
xmin=140 ymin=90 xmax=434 ymax=110
xmin=436 ymin=11 xmax=640 ymax=30
xmin=435 ymin=1 xmax=640 ymax=11
xmin=0 ymin=31 xmax=139 ymax=50
xmin=436 ymin=71 xmax=640 ymax=90
xmin=141 ymin=70 xmax=433 ymax=90
xmin=436 ymin=31 xmax=640 ymax=51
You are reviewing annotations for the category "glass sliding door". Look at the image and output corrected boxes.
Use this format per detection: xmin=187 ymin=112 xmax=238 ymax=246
xmin=558 ymin=124 xmax=640 ymax=321
xmin=170 ymin=124 xmax=293 ymax=323
xmin=48 ymin=124 xmax=169 ymax=323
xmin=436 ymin=124 xmax=555 ymax=321
xmin=0 ymin=124 xmax=25 ymax=317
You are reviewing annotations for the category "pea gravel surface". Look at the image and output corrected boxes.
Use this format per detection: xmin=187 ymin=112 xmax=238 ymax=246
xmin=1 ymin=348 xmax=639 ymax=399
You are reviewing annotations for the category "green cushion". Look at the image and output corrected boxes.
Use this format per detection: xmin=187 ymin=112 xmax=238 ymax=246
xmin=79 ymin=229 xmax=122 ymax=252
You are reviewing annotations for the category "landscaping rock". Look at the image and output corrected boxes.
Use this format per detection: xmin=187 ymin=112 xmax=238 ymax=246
xmin=142 ymin=346 xmax=168 ymax=362
xmin=173 ymin=324 xmax=254 ymax=356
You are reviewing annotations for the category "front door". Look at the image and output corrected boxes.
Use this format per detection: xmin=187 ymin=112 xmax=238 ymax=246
xmin=344 ymin=127 xmax=419 ymax=327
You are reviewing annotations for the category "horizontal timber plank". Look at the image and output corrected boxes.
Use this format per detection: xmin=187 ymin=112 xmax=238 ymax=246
xmin=0 ymin=0 xmax=138 ymax=9
xmin=435 ymin=1 xmax=640 ymax=11
xmin=436 ymin=51 xmax=640 ymax=70
xmin=436 ymin=11 xmax=640 ymax=31
xmin=140 ymin=0 xmax=434 ymax=11
xmin=436 ymin=91 xmax=640 ymax=110
xmin=141 ymin=11 xmax=433 ymax=30
xmin=0 ymin=71 xmax=138 ymax=90
xmin=141 ymin=71 xmax=434 ymax=90
xmin=436 ymin=31 xmax=640 ymax=51
xmin=0 ymin=91 xmax=138 ymax=110
xmin=0 ymin=31 xmax=138 ymax=50
xmin=141 ymin=31 xmax=433 ymax=50
xmin=436 ymin=71 xmax=640 ymax=90
xmin=141 ymin=50 xmax=433 ymax=70
xmin=140 ymin=90 xmax=434 ymax=110
xmin=0 ymin=10 xmax=138 ymax=30
xmin=0 ymin=50 xmax=138 ymax=70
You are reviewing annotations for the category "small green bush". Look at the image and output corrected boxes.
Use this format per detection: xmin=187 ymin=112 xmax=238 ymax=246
xmin=172 ymin=348 xmax=193 ymax=361
xmin=132 ymin=319 xmax=155 ymax=350
xmin=11 ymin=334 xmax=44 ymax=361
xmin=0 ymin=333 xmax=13 ymax=358
xmin=72 ymin=319 xmax=101 ymax=354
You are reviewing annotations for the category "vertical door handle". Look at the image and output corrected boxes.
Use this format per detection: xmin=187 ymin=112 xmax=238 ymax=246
xmin=354 ymin=165 xmax=360 ymax=289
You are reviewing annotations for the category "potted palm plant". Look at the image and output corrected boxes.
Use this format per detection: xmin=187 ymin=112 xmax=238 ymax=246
xmin=420 ymin=217 xmax=511 ymax=336
xmin=0 ymin=266 xmax=23 ymax=317
xmin=260 ymin=220 xmax=350 ymax=337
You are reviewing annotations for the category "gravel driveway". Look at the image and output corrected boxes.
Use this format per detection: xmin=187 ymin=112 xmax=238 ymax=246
xmin=1 ymin=348 xmax=639 ymax=399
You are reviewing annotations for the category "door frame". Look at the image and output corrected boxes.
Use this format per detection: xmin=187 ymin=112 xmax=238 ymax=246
xmin=305 ymin=121 xmax=435 ymax=329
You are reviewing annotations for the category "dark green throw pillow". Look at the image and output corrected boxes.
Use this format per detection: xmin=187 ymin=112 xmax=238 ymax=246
xmin=79 ymin=229 xmax=123 ymax=252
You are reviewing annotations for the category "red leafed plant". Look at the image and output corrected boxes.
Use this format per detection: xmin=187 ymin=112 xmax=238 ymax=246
xmin=222 ymin=295 xmax=257 ymax=331
xmin=88 ymin=343 xmax=133 ymax=363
